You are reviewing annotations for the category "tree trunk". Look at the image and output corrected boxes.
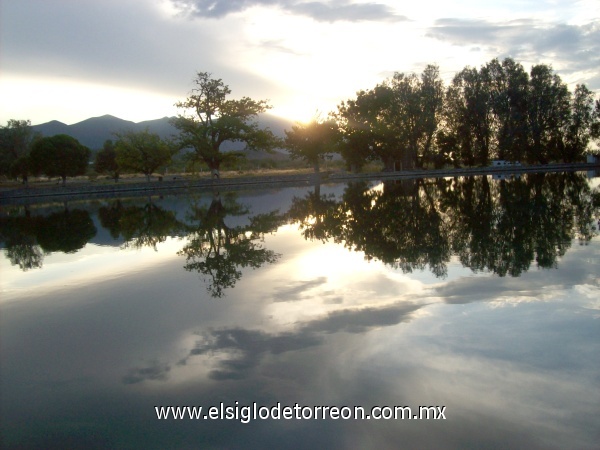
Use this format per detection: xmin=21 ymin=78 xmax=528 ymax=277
xmin=383 ymin=157 xmax=397 ymax=172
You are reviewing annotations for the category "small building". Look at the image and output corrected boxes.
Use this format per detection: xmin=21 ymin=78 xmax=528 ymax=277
xmin=587 ymin=154 xmax=600 ymax=164
xmin=491 ymin=160 xmax=522 ymax=167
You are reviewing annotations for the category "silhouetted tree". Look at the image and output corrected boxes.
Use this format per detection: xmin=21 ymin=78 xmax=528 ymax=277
xmin=95 ymin=139 xmax=120 ymax=182
xmin=284 ymin=118 xmax=339 ymax=173
xmin=527 ymin=64 xmax=571 ymax=164
xmin=0 ymin=119 xmax=40 ymax=186
xmin=171 ymin=72 xmax=280 ymax=178
xmin=115 ymin=129 xmax=174 ymax=182
xmin=30 ymin=134 xmax=90 ymax=186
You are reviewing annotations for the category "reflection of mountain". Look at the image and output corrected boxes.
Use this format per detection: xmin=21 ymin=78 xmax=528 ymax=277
xmin=287 ymin=172 xmax=599 ymax=278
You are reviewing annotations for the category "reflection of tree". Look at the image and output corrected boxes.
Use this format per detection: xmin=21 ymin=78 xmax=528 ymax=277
xmin=178 ymin=193 xmax=283 ymax=298
xmin=0 ymin=210 xmax=43 ymax=270
xmin=36 ymin=209 xmax=97 ymax=253
xmin=287 ymin=173 xmax=599 ymax=278
xmin=98 ymin=199 xmax=183 ymax=250
xmin=288 ymin=180 xmax=451 ymax=277
xmin=1 ymin=207 xmax=97 ymax=271
xmin=287 ymin=183 xmax=340 ymax=242
xmin=444 ymin=173 xmax=593 ymax=276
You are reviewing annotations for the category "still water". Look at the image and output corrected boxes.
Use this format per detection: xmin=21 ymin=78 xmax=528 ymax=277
xmin=1 ymin=172 xmax=599 ymax=449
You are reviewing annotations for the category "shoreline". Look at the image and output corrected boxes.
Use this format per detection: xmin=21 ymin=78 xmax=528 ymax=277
xmin=1 ymin=162 xmax=599 ymax=205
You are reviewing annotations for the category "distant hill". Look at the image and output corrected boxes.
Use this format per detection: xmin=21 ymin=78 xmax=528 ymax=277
xmin=32 ymin=114 xmax=294 ymax=153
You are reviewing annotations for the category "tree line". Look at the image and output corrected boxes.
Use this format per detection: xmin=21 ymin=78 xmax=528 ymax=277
xmin=332 ymin=58 xmax=600 ymax=171
xmin=2 ymin=59 xmax=599 ymax=185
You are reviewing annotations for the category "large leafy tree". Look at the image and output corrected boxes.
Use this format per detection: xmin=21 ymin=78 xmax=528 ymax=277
xmin=564 ymin=84 xmax=596 ymax=162
xmin=335 ymin=65 xmax=443 ymax=171
xmin=336 ymin=83 xmax=404 ymax=172
xmin=0 ymin=119 xmax=39 ymax=186
xmin=171 ymin=72 xmax=280 ymax=178
xmin=527 ymin=64 xmax=571 ymax=164
xmin=114 ymin=129 xmax=174 ymax=182
xmin=284 ymin=118 xmax=339 ymax=173
xmin=334 ymin=94 xmax=376 ymax=172
xmin=30 ymin=134 xmax=91 ymax=186
xmin=485 ymin=58 xmax=530 ymax=162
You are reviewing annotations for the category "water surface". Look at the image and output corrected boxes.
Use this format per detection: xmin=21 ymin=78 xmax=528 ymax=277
xmin=1 ymin=172 xmax=599 ymax=449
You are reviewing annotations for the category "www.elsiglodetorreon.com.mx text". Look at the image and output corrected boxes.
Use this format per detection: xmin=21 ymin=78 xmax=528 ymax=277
xmin=155 ymin=403 xmax=447 ymax=423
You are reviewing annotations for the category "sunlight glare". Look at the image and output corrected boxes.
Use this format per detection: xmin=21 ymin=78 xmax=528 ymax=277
xmin=0 ymin=74 xmax=178 ymax=125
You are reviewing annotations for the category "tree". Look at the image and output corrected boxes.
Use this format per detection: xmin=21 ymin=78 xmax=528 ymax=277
xmin=336 ymin=84 xmax=405 ymax=172
xmin=462 ymin=67 xmax=494 ymax=166
xmin=527 ymin=64 xmax=570 ymax=164
xmin=592 ymin=99 xmax=600 ymax=145
xmin=335 ymin=65 xmax=443 ymax=172
xmin=564 ymin=84 xmax=595 ymax=162
xmin=419 ymin=64 xmax=445 ymax=167
xmin=0 ymin=119 xmax=39 ymax=186
xmin=171 ymin=72 xmax=280 ymax=178
xmin=95 ymin=139 xmax=120 ymax=182
xmin=284 ymin=117 xmax=339 ymax=173
xmin=114 ymin=129 xmax=174 ymax=182
xmin=485 ymin=58 xmax=529 ymax=162
xmin=334 ymin=97 xmax=376 ymax=172
xmin=30 ymin=134 xmax=91 ymax=186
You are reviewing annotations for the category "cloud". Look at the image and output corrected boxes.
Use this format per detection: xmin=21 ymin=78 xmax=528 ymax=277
xmin=290 ymin=1 xmax=408 ymax=23
xmin=170 ymin=0 xmax=408 ymax=22
xmin=427 ymin=18 xmax=600 ymax=87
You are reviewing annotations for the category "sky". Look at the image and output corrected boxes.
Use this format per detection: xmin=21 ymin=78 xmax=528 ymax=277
xmin=1 ymin=0 xmax=599 ymax=126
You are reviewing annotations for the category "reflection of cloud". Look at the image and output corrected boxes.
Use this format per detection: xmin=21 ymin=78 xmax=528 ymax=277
xmin=302 ymin=302 xmax=420 ymax=334
xmin=170 ymin=0 xmax=408 ymax=22
xmin=178 ymin=328 xmax=323 ymax=380
xmin=122 ymin=361 xmax=171 ymax=384
xmin=272 ymin=276 xmax=328 ymax=302
xmin=178 ymin=301 xmax=421 ymax=379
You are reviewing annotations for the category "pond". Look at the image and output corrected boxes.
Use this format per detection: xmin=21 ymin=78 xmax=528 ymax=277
xmin=1 ymin=171 xmax=599 ymax=449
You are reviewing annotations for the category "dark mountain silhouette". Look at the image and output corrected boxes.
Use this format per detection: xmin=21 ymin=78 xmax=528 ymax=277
xmin=32 ymin=115 xmax=174 ymax=150
xmin=32 ymin=114 xmax=294 ymax=154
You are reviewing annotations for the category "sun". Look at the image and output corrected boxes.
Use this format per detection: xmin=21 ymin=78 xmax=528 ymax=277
xmin=270 ymin=100 xmax=327 ymax=125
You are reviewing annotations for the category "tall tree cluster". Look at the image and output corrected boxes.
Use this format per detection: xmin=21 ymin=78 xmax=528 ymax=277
xmin=336 ymin=58 xmax=600 ymax=170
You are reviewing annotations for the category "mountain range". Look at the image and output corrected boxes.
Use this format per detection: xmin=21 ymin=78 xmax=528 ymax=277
xmin=32 ymin=113 xmax=294 ymax=152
